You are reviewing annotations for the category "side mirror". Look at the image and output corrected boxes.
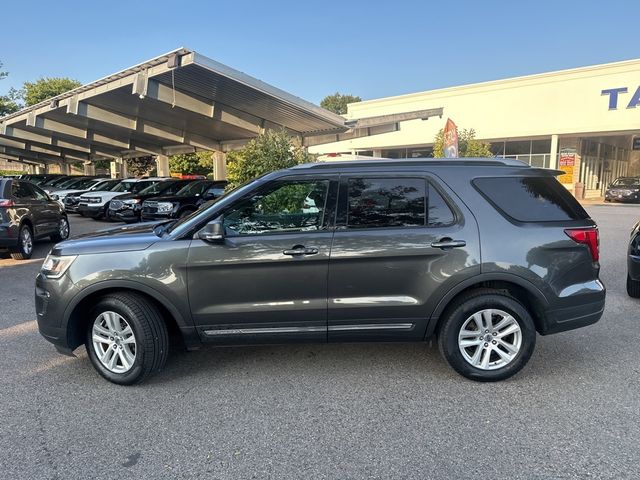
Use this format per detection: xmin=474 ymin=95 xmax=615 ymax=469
xmin=199 ymin=218 xmax=225 ymax=243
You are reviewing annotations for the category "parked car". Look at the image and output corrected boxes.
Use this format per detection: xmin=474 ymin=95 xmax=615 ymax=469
xmin=63 ymin=179 xmax=122 ymax=213
xmin=49 ymin=178 xmax=112 ymax=205
xmin=109 ymin=179 xmax=195 ymax=223
xmin=605 ymin=177 xmax=640 ymax=203
xmin=141 ymin=180 xmax=227 ymax=221
xmin=35 ymin=158 xmax=605 ymax=385
xmin=0 ymin=178 xmax=69 ymax=260
xmin=43 ymin=176 xmax=95 ymax=194
xmin=40 ymin=175 xmax=74 ymax=189
xmin=77 ymin=178 xmax=170 ymax=220
xmin=627 ymin=220 xmax=640 ymax=297
xmin=22 ymin=174 xmax=66 ymax=186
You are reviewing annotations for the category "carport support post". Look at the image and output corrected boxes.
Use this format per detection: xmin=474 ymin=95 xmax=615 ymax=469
xmin=550 ymin=134 xmax=559 ymax=170
xmin=60 ymin=162 xmax=70 ymax=175
xmin=110 ymin=160 xmax=119 ymax=179
xmin=213 ymin=151 xmax=227 ymax=180
xmin=83 ymin=162 xmax=95 ymax=175
xmin=156 ymin=155 xmax=170 ymax=177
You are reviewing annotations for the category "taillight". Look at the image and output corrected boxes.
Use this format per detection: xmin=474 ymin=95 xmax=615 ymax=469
xmin=0 ymin=199 xmax=14 ymax=207
xmin=565 ymin=227 xmax=599 ymax=262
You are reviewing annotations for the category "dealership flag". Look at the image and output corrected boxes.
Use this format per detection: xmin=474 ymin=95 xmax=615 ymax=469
xmin=443 ymin=118 xmax=459 ymax=158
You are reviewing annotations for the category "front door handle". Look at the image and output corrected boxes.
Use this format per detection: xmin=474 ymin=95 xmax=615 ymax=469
xmin=283 ymin=245 xmax=319 ymax=256
xmin=431 ymin=239 xmax=466 ymax=249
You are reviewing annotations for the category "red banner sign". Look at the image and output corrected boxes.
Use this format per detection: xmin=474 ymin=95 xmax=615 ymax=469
xmin=443 ymin=118 xmax=458 ymax=158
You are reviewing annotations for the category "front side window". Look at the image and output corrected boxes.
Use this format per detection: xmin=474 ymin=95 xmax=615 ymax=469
xmin=223 ymin=180 xmax=330 ymax=235
xmin=347 ymin=178 xmax=426 ymax=228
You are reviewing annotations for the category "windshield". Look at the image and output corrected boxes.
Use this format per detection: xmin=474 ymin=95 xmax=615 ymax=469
xmin=73 ymin=178 xmax=99 ymax=189
xmin=611 ymin=178 xmax=640 ymax=187
xmin=111 ymin=181 xmax=136 ymax=193
xmin=57 ymin=177 xmax=87 ymax=189
xmin=138 ymin=181 xmax=176 ymax=195
xmin=176 ymin=181 xmax=209 ymax=197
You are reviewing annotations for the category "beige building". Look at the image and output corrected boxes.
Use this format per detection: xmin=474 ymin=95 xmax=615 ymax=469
xmin=310 ymin=59 xmax=640 ymax=198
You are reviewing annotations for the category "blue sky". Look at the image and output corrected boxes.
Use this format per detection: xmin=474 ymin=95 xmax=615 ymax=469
xmin=1 ymin=0 xmax=637 ymax=104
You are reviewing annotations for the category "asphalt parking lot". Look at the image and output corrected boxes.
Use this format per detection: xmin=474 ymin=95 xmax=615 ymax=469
xmin=1 ymin=207 xmax=639 ymax=480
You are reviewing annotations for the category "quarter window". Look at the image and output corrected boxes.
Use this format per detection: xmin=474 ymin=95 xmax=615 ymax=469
xmin=223 ymin=180 xmax=330 ymax=235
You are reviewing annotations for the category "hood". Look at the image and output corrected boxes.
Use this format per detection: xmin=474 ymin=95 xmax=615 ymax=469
xmin=52 ymin=221 xmax=164 ymax=256
xmin=82 ymin=191 xmax=126 ymax=201
xmin=52 ymin=188 xmax=85 ymax=196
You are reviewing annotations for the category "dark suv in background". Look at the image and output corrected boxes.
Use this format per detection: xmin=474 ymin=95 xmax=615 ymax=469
xmin=35 ymin=158 xmax=605 ymax=385
xmin=0 ymin=178 xmax=69 ymax=260
xmin=141 ymin=180 xmax=227 ymax=221
xmin=109 ymin=179 xmax=194 ymax=223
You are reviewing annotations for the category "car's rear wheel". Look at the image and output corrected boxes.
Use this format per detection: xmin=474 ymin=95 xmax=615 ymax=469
xmin=10 ymin=224 xmax=34 ymax=260
xmin=627 ymin=274 xmax=640 ymax=298
xmin=50 ymin=216 xmax=70 ymax=242
xmin=438 ymin=289 xmax=536 ymax=382
xmin=85 ymin=292 xmax=168 ymax=385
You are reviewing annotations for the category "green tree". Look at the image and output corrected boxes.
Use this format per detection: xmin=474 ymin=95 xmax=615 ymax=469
xmin=226 ymin=129 xmax=314 ymax=190
xmin=127 ymin=156 xmax=156 ymax=176
xmin=432 ymin=127 xmax=492 ymax=158
xmin=169 ymin=151 xmax=214 ymax=176
xmin=320 ymin=92 xmax=361 ymax=115
xmin=0 ymin=61 xmax=21 ymax=116
xmin=22 ymin=77 xmax=82 ymax=106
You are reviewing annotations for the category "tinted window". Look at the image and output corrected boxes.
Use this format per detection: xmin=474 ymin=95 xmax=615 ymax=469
xmin=224 ymin=180 xmax=329 ymax=235
xmin=474 ymin=176 xmax=589 ymax=222
xmin=12 ymin=182 xmax=34 ymax=200
xmin=347 ymin=178 xmax=425 ymax=228
xmin=428 ymin=183 xmax=455 ymax=226
xmin=31 ymin=184 xmax=49 ymax=201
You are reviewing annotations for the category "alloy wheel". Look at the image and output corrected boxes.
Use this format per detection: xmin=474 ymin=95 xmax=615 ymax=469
xmin=21 ymin=228 xmax=33 ymax=255
xmin=458 ymin=309 xmax=522 ymax=370
xmin=92 ymin=311 xmax=137 ymax=374
xmin=59 ymin=218 xmax=69 ymax=239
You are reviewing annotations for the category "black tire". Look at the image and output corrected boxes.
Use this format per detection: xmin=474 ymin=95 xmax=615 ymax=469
xmin=85 ymin=292 xmax=168 ymax=385
xmin=438 ymin=288 xmax=536 ymax=382
xmin=10 ymin=224 xmax=34 ymax=260
xmin=50 ymin=216 xmax=70 ymax=242
xmin=627 ymin=274 xmax=640 ymax=298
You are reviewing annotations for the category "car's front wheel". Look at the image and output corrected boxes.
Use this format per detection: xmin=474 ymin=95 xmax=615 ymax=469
xmin=50 ymin=216 xmax=70 ymax=242
xmin=438 ymin=289 xmax=536 ymax=382
xmin=85 ymin=292 xmax=168 ymax=385
xmin=10 ymin=224 xmax=34 ymax=260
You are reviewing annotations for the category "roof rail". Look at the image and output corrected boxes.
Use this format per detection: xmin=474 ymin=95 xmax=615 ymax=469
xmin=294 ymin=157 xmax=530 ymax=169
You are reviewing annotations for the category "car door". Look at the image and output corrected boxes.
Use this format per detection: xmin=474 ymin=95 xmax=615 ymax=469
xmin=30 ymin=183 xmax=60 ymax=234
xmin=328 ymin=173 xmax=480 ymax=342
xmin=12 ymin=181 xmax=47 ymax=237
xmin=187 ymin=175 xmax=338 ymax=344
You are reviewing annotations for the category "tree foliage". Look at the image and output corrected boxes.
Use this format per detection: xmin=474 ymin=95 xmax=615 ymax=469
xmin=0 ymin=61 xmax=20 ymax=116
xmin=127 ymin=156 xmax=156 ymax=176
xmin=169 ymin=151 xmax=214 ymax=176
xmin=226 ymin=129 xmax=314 ymax=190
xmin=432 ymin=127 xmax=492 ymax=158
xmin=320 ymin=92 xmax=361 ymax=115
xmin=22 ymin=77 xmax=82 ymax=106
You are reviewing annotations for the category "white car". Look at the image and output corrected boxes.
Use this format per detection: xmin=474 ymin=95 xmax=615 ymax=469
xmin=78 ymin=177 xmax=171 ymax=220
xmin=49 ymin=178 xmax=110 ymax=206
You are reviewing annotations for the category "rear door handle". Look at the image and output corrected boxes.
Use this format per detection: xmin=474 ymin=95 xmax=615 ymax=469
xmin=283 ymin=245 xmax=319 ymax=256
xmin=431 ymin=239 xmax=466 ymax=249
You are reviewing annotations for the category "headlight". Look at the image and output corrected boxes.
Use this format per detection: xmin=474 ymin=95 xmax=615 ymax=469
xmin=86 ymin=197 xmax=101 ymax=204
xmin=123 ymin=198 xmax=141 ymax=204
xmin=156 ymin=202 xmax=174 ymax=213
xmin=41 ymin=254 xmax=77 ymax=279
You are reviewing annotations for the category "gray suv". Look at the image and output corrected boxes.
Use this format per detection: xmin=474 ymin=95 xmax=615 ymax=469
xmin=36 ymin=159 xmax=605 ymax=385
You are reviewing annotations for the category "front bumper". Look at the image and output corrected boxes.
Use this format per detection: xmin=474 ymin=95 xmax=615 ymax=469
xmin=110 ymin=206 xmax=141 ymax=222
xmin=141 ymin=211 xmax=173 ymax=221
xmin=35 ymin=272 xmax=81 ymax=351
xmin=78 ymin=204 xmax=103 ymax=217
xmin=605 ymin=191 xmax=640 ymax=202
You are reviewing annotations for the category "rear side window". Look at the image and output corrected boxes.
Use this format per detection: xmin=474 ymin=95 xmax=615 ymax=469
xmin=474 ymin=176 xmax=589 ymax=222
xmin=345 ymin=178 xmax=456 ymax=228
xmin=11 ymin=182 xmax=34 ymax=200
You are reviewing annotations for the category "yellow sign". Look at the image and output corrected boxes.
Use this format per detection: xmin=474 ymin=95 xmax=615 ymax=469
xmin=558 ymin=165 xmax=574 ymax=183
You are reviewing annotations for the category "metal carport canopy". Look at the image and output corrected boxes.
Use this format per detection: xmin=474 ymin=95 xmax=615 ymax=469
xmin=0 ymin=47 xmax=349 ymax=165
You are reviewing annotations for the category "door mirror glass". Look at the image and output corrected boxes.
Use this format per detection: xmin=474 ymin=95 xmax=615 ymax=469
xmin=199 ymin=218 xmax=225 ymax=243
